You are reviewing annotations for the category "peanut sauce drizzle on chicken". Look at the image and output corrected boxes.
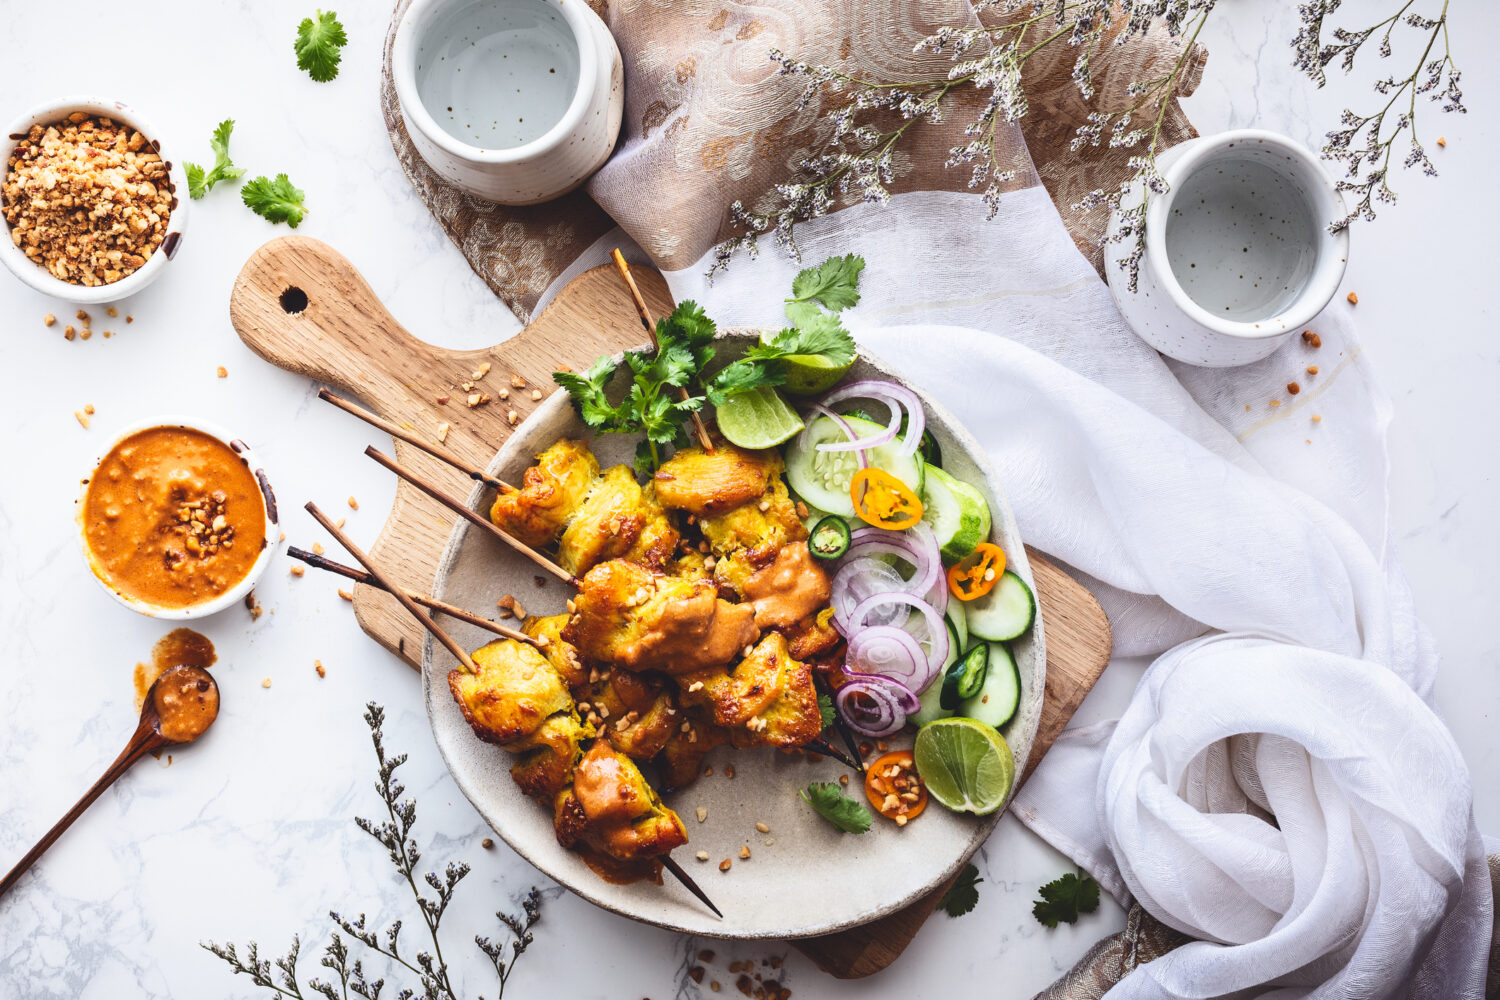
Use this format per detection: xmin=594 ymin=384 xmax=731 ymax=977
xmin=448 ymin=435 xmax=847 ymax=884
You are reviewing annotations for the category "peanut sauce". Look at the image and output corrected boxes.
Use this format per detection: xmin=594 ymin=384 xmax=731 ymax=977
xmin=741 ymin=544 xmax=832 ymax=629
xmin=153 ymin=666 xmax=219 ymax=743
xmin=83 ymin=426 xmax=266 ymax=609
xmin=134 ymin=628 xmax=217 ymax=709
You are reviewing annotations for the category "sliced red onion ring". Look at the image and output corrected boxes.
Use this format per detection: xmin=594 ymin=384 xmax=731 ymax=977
xmin=813 ymin=396 xmax=900 ymax=453
xmin=846 ymin=591 xmax=949 ymax=678
xmin=831 ymin=558 xmax=911 ymax=631
xmin=847 ymin=626 xmax=928 ymax=686
xmin=835 ymin=675 xmax=920 ymax=737
xmin=799 ymin=404 xmax=869 ymax=470
xmin=845 ymin=523 xmax=944 ymax=612
xmin=819 ymin=380 xmax=926 ymax=459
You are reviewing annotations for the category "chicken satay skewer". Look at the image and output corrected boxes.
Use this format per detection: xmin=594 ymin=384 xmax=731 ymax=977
xmin=305 ymin=503 xmax=477 ymax=673
xmin=320 ymin=389 xmax=514 ymax=493
xmin=610 ymin=249 xmax=714 ymax=454
xmin=286 ymin=546 xmax=536 ymax=645
xmin=365 ymin=446 xmax=578 ymax=587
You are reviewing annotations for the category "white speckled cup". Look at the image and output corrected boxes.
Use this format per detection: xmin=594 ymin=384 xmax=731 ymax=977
xmin=1105 ymin=130 xmax=1349 ymax=367
xmin=392 ymin=0 xmax=624 ymax=205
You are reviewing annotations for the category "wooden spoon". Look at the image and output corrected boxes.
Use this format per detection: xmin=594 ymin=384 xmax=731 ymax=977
xmin=0 ymin=664 xmax=221 ymax=897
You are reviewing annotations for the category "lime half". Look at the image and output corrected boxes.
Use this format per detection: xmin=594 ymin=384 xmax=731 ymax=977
xmin=913 ymin=717 xmax=1016 ymax=816
xmin=779 ymin=353 xmax=854 ymax=396
xmin=715 ymin=386 xmax=805 ymax=449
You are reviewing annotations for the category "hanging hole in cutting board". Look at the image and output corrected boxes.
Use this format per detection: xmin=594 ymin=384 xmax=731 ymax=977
xmin=279 ymin=286 xmax=309 ymax=313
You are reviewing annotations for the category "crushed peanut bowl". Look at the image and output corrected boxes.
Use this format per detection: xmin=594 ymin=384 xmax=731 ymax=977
xmin=76 ymin=415 xmax=279 ymax=621
xmin=1 ymin=96 xmax=189 ymax=305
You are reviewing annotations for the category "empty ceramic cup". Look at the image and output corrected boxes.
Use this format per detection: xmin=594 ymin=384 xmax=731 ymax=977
xmin=392 ymin=0 xmax=624 ymax=205
xmin=1104 ymin=130 xmax=1349 ymax=367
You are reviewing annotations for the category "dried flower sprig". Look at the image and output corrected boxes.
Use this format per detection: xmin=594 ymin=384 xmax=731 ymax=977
xmin=1297 ymin=0 xmax=1463 ymax=230
xmin=204 ymin=703 xmax=544 ymax=1000
xmin=714 ymin=0 xmax=1465 ymax=293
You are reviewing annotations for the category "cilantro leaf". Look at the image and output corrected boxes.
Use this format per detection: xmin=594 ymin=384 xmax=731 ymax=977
xmin=817 ymin=694 xmax=835 ymax=731
xmin=1032 ymin=871 xmax=1101 ymax=928
xmin=938 ymin=863 xmax=983 ymax=918
xmin=554 ymin=356 xmax=625 ymax=430
xmin=799 ymin=781 xmax=872 ymax=834
xmin=703 ymin=357 xmax=782 ymax=407
xmin=296 ymin=10 xmax=348 ymax=83
xmin=656 ymin=300 xmax=717 ymax=367
xmin=185 ymin=120 xmax=246 ymax=200
xmin=242 ymin=174 xmax=308 ymax=228
xmin=746 ymin=314 xmax=857 ymax=368
xmin=787 ymin=254 xmax=865 ymax=315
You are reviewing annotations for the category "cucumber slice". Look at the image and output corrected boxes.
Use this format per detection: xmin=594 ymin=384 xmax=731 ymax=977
xmin=958 ymin=642 xmax=1020 ymax=728
xmin=965 ymin=569 xmax=1036 ymax=642
xmin=945 ymin=600 xmax=968 ymax=655
xmin=785 ymin=415 xmax=924 ymax=518
xmin=920 ymin=464 xmax=993 ymax=563
xmin=940 ymin=644 xmax=989 ymax=711
xmin=909 ymin=677 xmax=954 ymax=727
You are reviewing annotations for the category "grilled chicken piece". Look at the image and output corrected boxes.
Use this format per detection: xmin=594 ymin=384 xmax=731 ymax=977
xmin=510 ymin=711 xmax=592 ymax=800
xmin=653 ymin=716 xmax=729 ymax=792
xmin=522 ymin=613 xmax=588 ymax=690
xmin=558 ymin=466 xmax=680 ymax=576
xmin=448 ymin=639 xmax=576 ymax=749
xmin=787 ymin=606 xmax=844 ymax=663
xmin=580 ymin=666 xmax=681 ymax=761
xmin=565 ymin=559 xmax=759 ymax=675
xmin=554 ymin=738 xmax=689 ymax=867
xmin=677 ymin=632 xmax=823 ymax=749
xmin=698 ymin=475 xmax=806 ymax=594
xmin=489 ymin=439 xmax=599 ymax=548
xmin=653 ymin=441 xmax=782 ymax=517
xmin=738 ymin=542 xmax=832 ymax=629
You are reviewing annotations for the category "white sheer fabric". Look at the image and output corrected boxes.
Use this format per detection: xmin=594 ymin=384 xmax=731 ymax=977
xmin=660 ymin=186 xmax=1493 ymax=997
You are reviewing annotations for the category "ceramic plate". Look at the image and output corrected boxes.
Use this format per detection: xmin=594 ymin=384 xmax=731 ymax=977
xmin=423 ymin=331 xmax=1045 ymax=938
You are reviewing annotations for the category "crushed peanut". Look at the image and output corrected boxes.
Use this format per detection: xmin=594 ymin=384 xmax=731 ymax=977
xmin=43 ymin=313 xmax=55 ymax=327
xmin=105 ymin=306 xmax=118 ymax=317
xmin=1301 ymin=330 xmax=1322 ymax=349
xmin=337 ymin=587 xmax=353 ymax=601
xmin=1287 ymin=382 xmax=1301 ymax=395
xmin=1346 ymin=291 xmax=1358 ymax=305
xmin=1269 ymin=399 xmax=1282 ymax=408
xmin=696 ymin=850 xmax=710 ymax=861
xmin=696 ymin=807 xmax=707 ymax=822
xmin=347 ymin=495 xmax=359 ymax=510
xmin=472 ymin=362 xmax=492 ymax=380
xmin=739 ymin=845 xmax=751 ymax=860
xmin=74 ymin=410 xmax=90 ymax=429
xmin=1312 ymin=414 xmax=1322 ymax=424
xmin=435 ymin=394 xmax=450 ymax=405
xmin=719 ymin=859 xmax=732 ymax=872
xmin=755 ymin=821 xmax=770 ymax=833
xmin=168 ymin=490 xmax=235 ymax=559
xmin=510 ymin=375 xmax=526 ymax=388
xmin=1306 ymin=365 xmax=1319 ymax=376
xmin=1437 ymin=136 xmax=1447 ymax=147
xmin=83 ymin=403 xmax=95 ymax=415
xmin=290 ymin=565 xmax=305 ymax=577
xmin=261 ymin=677 xmax=272 ymax=688
xmin=64 ymin=325 xmax=76 ymax=340
xmin=125 ymin=315 xmax=133 ymax=323
xmin=3 ymin=115 xmax=175 ymax=286
xmin=312 ymin=542 xmax=325 ymax=555
xmin=216 ymin=366 xmax=228 ymax=378
xmin=314 ymin=659 xmax=325 ymax=678
xmin=507 ymin=409 xmax=519 ymax=426
xmin=498 ymin=387 xmax=510 ymax=400
xmin=530 ymin=388 xmax=542 ymax=401
xmin=437 ymin=422 xmax=451 ymax=443
xmin=80 ymin=329 xmax=92 ymax=340
xmin=725 ymin=764 xmax=735 ymax=779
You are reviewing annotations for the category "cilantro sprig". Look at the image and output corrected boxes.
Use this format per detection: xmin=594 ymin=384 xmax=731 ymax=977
xmin=817 ymin=693 xmax=836 ymax=731
xmin=242 ymin=174 xmax=309 ymax=228
xmin=937 ymin=863 xmax=983 ymax=918
xmin=799 ymin=781 xmax=872 ymax=834
xmin=1032 ymin=870 xmax=1101 ymax=928
xmin=185 ymin=120 xmax=246 ymax=200
xmin=296 ymin=10 xmax=348 ymax=83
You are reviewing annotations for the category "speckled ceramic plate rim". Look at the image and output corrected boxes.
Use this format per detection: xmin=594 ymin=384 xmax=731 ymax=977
xmin=422 ymin=330 xmax=1044 ymax=939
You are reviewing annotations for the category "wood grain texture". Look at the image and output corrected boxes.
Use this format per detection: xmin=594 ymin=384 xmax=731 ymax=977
xmin=229 ymin=236 xmax=1112 ymax=978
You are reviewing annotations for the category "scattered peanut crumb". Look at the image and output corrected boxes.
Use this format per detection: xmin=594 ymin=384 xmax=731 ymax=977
xmin=76 ymin=309 xmax=88 ymax=321
xmin=1312 ymin=414 xmax=1322 ymax=424
xmin=876 ymin=740 xmax=889 ymax=752
xmin=472 ymin=362 xmax=492 ymax=380
xmin=334 ymin=517 xmax=346 ymax=529
xmin=530 ymin=388 xmax=542 ymax=401
xmin=74 ymin=410 xmax=90 ymax=429
xmin=689 ymin=967 xmax=705 ymax=984
xmin=105 ymin=306 xmax=118 ymax=318
xmin=312 ymin=542 xmax=325 ymax=555
xmin=43 ymin=313 xmax=55 ymax=327
xmin=246 ymin=592 xmax=264 ymax=619
xmin=696 ymin=850 xmax=710 ymax=861
xmin=710 ymin=981 xmax=721 ymax=992
xmin=83 ymin=403 xmax=94 ymax=415
xmin=1436 ymin=136 xmax=1447 ymax=147
xmin=102 ymin=330 xmax=113 ymax=338
xmin=64 ymin=325 xmax=76 ymax=340
xmin=498 ymin=387 xmax=510 ymax=400
xmin=763 ymin=837 xmax=776 ymax=846
xmin=466 ymin=393 xmax=485 ymax=407
xmin=510 ymin=375 xmax=526 ymax=388
xmin=314 ymin=659 xmax=325 ymax=678
xmin=1287 ymin=382 xmax=1301 ymax=395
xmin=437 ymin=422 xmax=451 ymax=443
xmin=125 ymin=315 xmax=133 ymax=324
xmin=696 ymin=807 xmax=707 ymax=823
xmin=215 ymin=366 xmax=227 ymax=378
xmin=739 ymin=845 xmax=751 ymax=860
xmin=347 ymin=495 xmax=359 ymax=510
xmin=1269 ymin=399 xmax=1282 ymax=408
xmin=261 ymin=677 xmax=272 ymax=688
xmin=436 ymin=394 xmax=450 ymax=405
xmin=1301 ymin=330 xmax=1322 ymax=349
xmin=80 ymin=329 xmax=92 ymax=340
xmin=725 ymin=764 xmax=735 ymax=779
xmin=507 ymin=409 xmax=519 ymax=426
xmin=481 ymin=837 xmax=494 ymax=849
xmin=338 ymin=587 xmax=354 ymax=601
xmin=719 ymin=859 xmax=732 ymax=872
xmin=1346 ymin=291 xmax=1358 ymax=305
xmin=1306 ymin=365 xmax=1319 ymax=376
xmin=290 ymin=565 xmax=304 ymax=576
xmin=839 ymin=774 xmax=849 ymax=785
xmin=895 ymin=813 xmax=909 ymax=827
xmin=702 ymin=765 xmax=713 ymax=776
xmin=755 ymin=821 xmax=770 ymax=833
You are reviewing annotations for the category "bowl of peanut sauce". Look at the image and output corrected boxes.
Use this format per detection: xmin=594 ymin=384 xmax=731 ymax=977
xmin=77 ymin=417 xmax=279 ymax=618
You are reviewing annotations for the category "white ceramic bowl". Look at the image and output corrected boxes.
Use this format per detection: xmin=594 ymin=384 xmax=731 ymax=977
xmin=1 ymin=97 xmax=189 ymax=305
xmin=422 ymin=331 xmax=1046 ymax=938
xmin=77 ymin=416 xmax=279 ymax=620
xmin=392 ymin=0 xmax=624 ymax=204
xmin=1105 ymin=130 xmax=1349 ymax=367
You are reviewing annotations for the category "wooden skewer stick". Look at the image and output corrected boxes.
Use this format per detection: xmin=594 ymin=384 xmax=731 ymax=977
xmin=610 ymin=249 xmax=715 ymax=453
xmin=661 ymin=855 xmax=723 ymax=919
xmin=305 ymin=502 xmax=478 ymax=673
xmin=813 ymin=674 xmax=868 ymax=777
xmin=286 ymin=546 xmax=535 ymax=644
xmin=803 ymin=735 xmax=863 ymax=773
xmin=319 ymin=388 xmax=514 ymax=493
xmin=365 ymin=446 xmax=578 ymax=587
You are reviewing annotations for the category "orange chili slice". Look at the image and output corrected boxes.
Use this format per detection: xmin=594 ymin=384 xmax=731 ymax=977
xmin=849 ymin=468 xmax=923 ymax=530
xmin=947 ymin=542 xmax=1006 ymax=601
xmin=864 ymin=749 xmax=927 ymax=824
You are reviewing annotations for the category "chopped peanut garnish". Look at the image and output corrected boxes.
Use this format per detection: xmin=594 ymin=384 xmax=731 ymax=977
xmin=719 ymin=859 xmax=732 ymax=872
xmin=1301 ymin=330 xmax=1322 ymax=348
xmin=43 ymin=313 xmax=55 ymax=327
xmin=1287 ymin=382 xmax=1300 ymax=395
xmin=347 ymin=496 xmax=359 ymax=510
xmin=312 ymin=542 xmax=325 ymax=555
xmin=696 ymin=850 xmax=710 ymax=861
xmin=261 ymin=677 xmax=272 ymax=688
xmin=338 ymin=587 xmax=353 ymax=601
xmin=1306 ymin=365 xmax=1319 ymax=376
xmin=105 ymin=306 xmax=118 ymax=318
xmin=216 ymin=366 xmax=228 ymax=378
xmin=739 ymin=845 xmax=751 ymax=860
xmin=696 ymin=807 xmax=707 ymax=822
xmin=437 ymin=422 xmax=451 ymax=443
xmin=64 ymin=325 xmax=76 ymax=340
xmin=290 ymin=565 xmax=305 ymax=577
xmin=1346 ymin=291 xmax=1358 ymax=305
xmin=1311 ymin=414 xmax=1322 ymax=424
xmin=74 ymin=410 xmax=91 ymax=429
xmin=314 ymin=659 xmax=325 ymax=678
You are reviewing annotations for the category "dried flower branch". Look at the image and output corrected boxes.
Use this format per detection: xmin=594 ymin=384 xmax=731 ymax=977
xmin=204 ymin=703 xmax=544 ymax=1000
xmin=714 ymin=0 xmax=1465 ymax=293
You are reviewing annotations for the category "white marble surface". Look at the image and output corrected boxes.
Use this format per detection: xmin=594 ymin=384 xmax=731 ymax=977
xmin=0 ymin=2 xmax=1493 ymax=997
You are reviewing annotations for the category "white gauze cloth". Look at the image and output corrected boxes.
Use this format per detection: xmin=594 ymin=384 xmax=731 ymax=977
xmin=650 ymin=185 xmax=1495 ymax=997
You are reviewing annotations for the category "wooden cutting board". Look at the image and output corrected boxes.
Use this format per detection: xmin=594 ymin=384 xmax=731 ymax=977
xmin=230 ymin=235 xmax=1112 ymax=978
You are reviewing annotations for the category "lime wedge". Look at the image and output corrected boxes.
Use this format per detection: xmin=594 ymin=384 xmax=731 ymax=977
xmin=715 ymin=386 xmax=805 ymax=449
xmin=779 ymin=353 xmax=853 ymax=396
xmin=913 ymin=717 xmax=1016 ymax=816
